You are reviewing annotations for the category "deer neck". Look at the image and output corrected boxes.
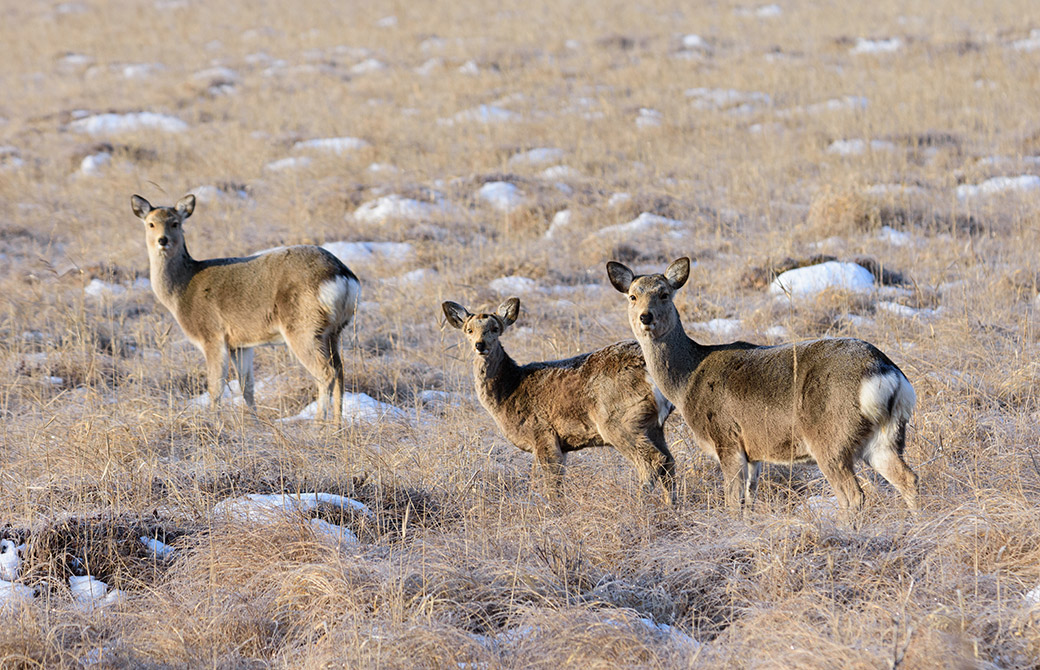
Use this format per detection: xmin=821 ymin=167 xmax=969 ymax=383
xmin=637 ymin=316 xmax=705 ymax=408
xmin=148 ymin=244 xmax=199 ymax=311
xmin=473 ymin=344 xmax=521 ymax=407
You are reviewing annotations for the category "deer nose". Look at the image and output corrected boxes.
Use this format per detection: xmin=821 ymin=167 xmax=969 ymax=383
xmin=157 ymin=236 xmax=169 ymax=247
xmin=639 ymin=313 xmax=653 ymax=325
xmin=475 ymin=341 xmax=487 ymax=353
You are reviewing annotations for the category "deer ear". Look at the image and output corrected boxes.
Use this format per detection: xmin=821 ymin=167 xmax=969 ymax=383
xmin=176 ymin=194 xmax=196 ymax=219
xmin=497 ymin=297 xmax=520 ymax=327
xmin=131 ymin=195 xmax=153 ymax=220
xmin=664 ymin=258 xmax=690 ymax=290
xmin=606 ymin=261 xmax=635 ymax=293
xmin=442 ymin=301 xmax=471 ymax=329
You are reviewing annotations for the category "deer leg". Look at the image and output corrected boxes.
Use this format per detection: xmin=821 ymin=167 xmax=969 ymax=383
xmin=283 ymin=328 xmax=340 ymax=424
xmin=203 ymin=341 xmax=229 ymax=409
xmin=328 ymin=332 xmax=344 ymax=424
xmin=745 ymin=461 xmax=763 ymax=507
xmin=864 ymin=421 xmax=919 ymax=509
xmin=603 ymin=424 xmax=676 ymax=506
xmin=230 ymin=347 xmax=255 ymax=408
xmin=717 ymin=447 xmax=749 ymax=510
xmin=816 ymin=451 xmax=865 ymax=511
xmin=533 ymin=436 xmax=566 ymax=498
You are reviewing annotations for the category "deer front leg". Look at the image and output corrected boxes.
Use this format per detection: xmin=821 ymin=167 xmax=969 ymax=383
xmin=203 ymin=340 xmax=229 ymax=409
xmin=230 ymin=347 xmax=255 ymax=408
xmin=532 ymin=435 xmax=566 ymax=498
xmin=717 ymin=446 xmax=750 ymax=510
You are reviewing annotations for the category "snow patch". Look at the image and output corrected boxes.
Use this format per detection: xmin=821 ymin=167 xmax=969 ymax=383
xmin=686 ymin=87 xmax=771 ymax=110
xmin=478 ymin=181 xmax=528 ymax=212
xmin=545 ymin=209 xmax=572 ymax=238
xmin=79 ymin=151 xmax=111 ymax=175
xmin=489 ymin=276 xmax=540 ymax=295
xmin=850 ymin=37 xmax=902 ymax=55
xmin=509 ymin=147 xmax=564 ymax=166
xmin=280 ymin=392 xmax=408 ymax=424
xmin=449 ymin=105 xmax=520 ymax=124
xmin=0 ymin=541 xmax=23 ymax=581
xmin=770 ymin=262 xmax=875 ymax=298
xmin=322 ymin=240 xmax=414 ymax=265
xmin=264 ymin=156 xmax=312 ymax=171
xmin=691 ymin=318 xmax=742 ymax=339
xmin=956 ymin=175 xmax=1040 ymax=200
xmin=69 ymin=112 xmax=188 ymax=134
xmin=214 ymin=492 xmax=372 ymax=543
xmin=293 ymin=137 xmax=370 ymax=154
xmin=353 ymin=194 xmax=456 ymax=223
xmin=1011 ymin=29 xmax=1040 ymax=52
xmin=877 ymin=226 xmax=912 ymax=246
xmin=140 ymin=536 xmax=176 ymax=560
xmin=0 ymin=580 xmax=34 ymax=607
xmin=636 ymin=108 xmax=662 ymax=128
xmin=594 ymin=212 xmax=684 ymax=238
xmin=70 ymin=575 xmax=125 ymax=608
xmin=826 ymin=139 xmax=896 ymax=155
xmin=541 ymin=165 xmax=581 ymax=180
xmin=84 ymin=278 xmax=127 ymax=298
xmin=350 ymin=58 xmax=387 ymax=75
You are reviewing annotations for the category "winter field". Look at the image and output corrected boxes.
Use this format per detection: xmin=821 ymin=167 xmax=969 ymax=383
xmin=1 ymin=0 xmax=1040 ymax=667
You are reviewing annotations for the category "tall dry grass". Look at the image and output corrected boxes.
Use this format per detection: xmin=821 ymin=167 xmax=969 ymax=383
xmin=1 ymin=0 xmax=1039 ymax=667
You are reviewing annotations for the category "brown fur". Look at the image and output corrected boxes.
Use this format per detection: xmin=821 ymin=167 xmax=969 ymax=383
xmin=132 ymin=194 xmax=360 ymax=423
xmin=607 ymin=258 xmax=920 ymax=511
xmin=443 ymin=297 xmax=675 ymax=503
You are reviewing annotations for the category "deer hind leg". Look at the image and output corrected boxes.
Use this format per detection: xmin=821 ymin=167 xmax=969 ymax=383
xmin=815 ymin=449 xmax=865 ymax=511
xmin=282 ymin=327 xmax=340 ymax=423
xmin=863 ymin=420 xmax=919 ymax=509
xmin=717 ymin=447 xmax=750 ymax=511
xmin=203 ymin=340 xmax=230 ymax=409
xmin=745 ymin=461 xmax=763 ymax=507
xmin=230 ymin=347 xmax=255 ymax=408
xmin=602 ymin=423 xmax=676 ymax=505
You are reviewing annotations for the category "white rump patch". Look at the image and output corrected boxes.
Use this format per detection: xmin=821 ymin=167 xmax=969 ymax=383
xmin=318 ymin=275 xmax=361 ymax=325
xmin=858 ymin=371 xmax=915 ymax=423
xmin=647 ymin=374 xmax=674 ymax=427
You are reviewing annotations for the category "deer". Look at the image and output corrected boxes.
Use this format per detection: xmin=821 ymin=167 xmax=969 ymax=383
xmin=132 ymin=194 xmax=360 ymax=423
xmin=442 ymin=297 xmax=676 ymax=504
xmin=606 ymin=257 xmax=919 ymax=512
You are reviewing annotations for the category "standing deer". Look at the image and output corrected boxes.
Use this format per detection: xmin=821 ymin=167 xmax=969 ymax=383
xmin=442 ymin=298 xmax=676 ymax=504
xmin=607 ymin=258 xmax=919 ymax=511
xmin=132 ymin=194 xmax=360 ymax=423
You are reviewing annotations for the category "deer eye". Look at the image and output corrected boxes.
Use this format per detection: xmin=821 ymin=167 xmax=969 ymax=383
xmin=148 ymin=223 xmax=154 ymax=229
xmin=628 ymin=294 xmax=636 ymax=302
xmin=170 ymin=221 xmax=178 ymax=228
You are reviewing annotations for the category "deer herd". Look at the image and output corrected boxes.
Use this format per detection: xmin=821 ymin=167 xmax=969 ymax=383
xmin=133 ymin=194 xmax=921 ymax=513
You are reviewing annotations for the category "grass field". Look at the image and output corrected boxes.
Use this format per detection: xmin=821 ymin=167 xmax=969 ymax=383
xmin=1 ymin=0 xmax=1039 ymax=667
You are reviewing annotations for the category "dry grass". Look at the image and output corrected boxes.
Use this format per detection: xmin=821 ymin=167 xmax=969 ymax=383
xmin=2 ymin=0 xmax=1040 ymax=667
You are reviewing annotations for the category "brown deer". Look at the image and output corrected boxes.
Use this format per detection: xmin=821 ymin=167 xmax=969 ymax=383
xmin=607 ymin=258 xmax=919 ymax=511
xmin=132 ymin=194 xmax=360 ymax=423
xmin=442 ymin=297 xmax=676 ymax=503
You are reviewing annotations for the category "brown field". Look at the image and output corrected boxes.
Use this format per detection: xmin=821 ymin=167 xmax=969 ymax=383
xmin=1 ymin=0 xmax=1039 ymax=667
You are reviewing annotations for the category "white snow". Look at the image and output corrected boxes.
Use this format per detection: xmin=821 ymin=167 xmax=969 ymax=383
xmin=121 ymin=63 xmax=164 ymax=78
xmin=350 ymin=58 xmax=387 ymax=75
xmin=489 ymin=275 xmax=540 ymax=295
xmin=686 ymin=87 xmax=771 ymax=110
xmin=541 ymin=165 xmax=581 ymax=180
xmin=0 ymin=580 xmax=33 ymax=606
xmin=190 ymin=184 xmax=249 ymax=203
xmin=594 ymin=212 xmax=684 ymax=238
xmin=309 ymin=518 xmax=359 ymax=545
xmin=293 ymin=137 xmax=371 ymax=154
xmin=956 ymin=175 xmax=1040 ymax=200
xmin=322 ymin=240 xmax=415 ymax=265
xmin=806 ymin=495 xmax=840 ymax=516
xmin=69 ymin=575 xmax=125 ymax=608
xmin=780 ymin=96 xmax=868 ymax=117
xmin=636 ymin=108 xmax=662 ymax=128
xmin=214 ymin=492 xmax=371 ymax=544
xmin=770 ymin=261 xmax=875 ymax=298
xmin=478 ymin=182 xmax=528 ymax=212
xmin=876 ymin=301 xmax=937 ymax=319
xmin=375 ymin=15 xmax=398 ymax=28
xmin=353 ymin=194 xmax=456 ymax=223
xmin=79 ymin=151 xmax=111 ymax=175
xmin=190 ymin=379 xmax=247 ymax=408
xmin=691 ymin=318 xmax=742 ymax=339
xmin=681 ymin=34 xmax=709 ymax=50
xmin=0 ymin=541 xmax=23 ymax=581
xmin=84 ymin=278 xmax=127 ymax=297
xmin=635 ymin=617 xmax=702 ymax=652
xmin=192 ymin=66 xmax=238 ymax=83
xmin=264 ymin=156 xmax=312 ymax=171
xmin=753 ymin=4 xmax=781 ymax=17
xmin=140 ymin=536 xmax=176 ymax=560
xmin=414 ymin=58 xmax=443 ymax=75
xmin=1025 ymin=583 xmax=1040 ymax=606
xmin=384 ymin=268 xmax=438 ymax=286
xmin=69 ymin=112 xmax=188 ymax=134
xmin=764 ymin=325 xmax=789 ymax=339
xmin=850 ymin=37 xmax=902 ymax=55
xmin=545 ymin=209 xmax=572 ymax=238
xmin=1011 ymin=29 xmax=1040 ymax=52
xmin=458 ymin=60 xmax=481 ymax=75
xmin=450 ymin=105 xmax=520 ymax=124
xmin=607 ymin=192 xmax=632 ymax=208
xmin=826 ymin=139 xmax=896 ymax=155
xmin=863 ymin=183 xmax=928 ymax=198
xmin=509 ymin=147 xmax=564 ymax=166
xmin=280 ymin=392 xmax=408 ymax=423
xmin=877 ymin=226 xmax=912 ymax=246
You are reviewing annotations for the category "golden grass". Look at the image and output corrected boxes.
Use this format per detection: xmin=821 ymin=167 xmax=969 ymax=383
xmin=2 ymin=0 xmax=1040 ymax=667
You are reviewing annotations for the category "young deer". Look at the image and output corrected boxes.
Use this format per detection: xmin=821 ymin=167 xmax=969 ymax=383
xmin=442 ymin=298 xmax=676 ymax=503
xmin=132 ymin=194 xmax=360 ymax=423
xmin=607 ymin=258 xmax=919 ymax=511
